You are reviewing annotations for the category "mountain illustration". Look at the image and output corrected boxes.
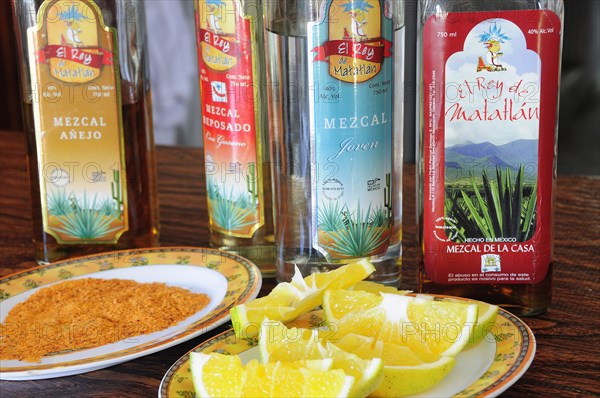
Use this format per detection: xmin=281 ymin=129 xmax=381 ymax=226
xmin=445 ymin=139 xmax=538 ymax=180
xmin=447 ymin=140 xmax=476 ymax=149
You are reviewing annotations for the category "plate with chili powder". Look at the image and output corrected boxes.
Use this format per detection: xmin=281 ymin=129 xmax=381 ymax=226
xmin=0 ymin=247 xmax=261 ymax=380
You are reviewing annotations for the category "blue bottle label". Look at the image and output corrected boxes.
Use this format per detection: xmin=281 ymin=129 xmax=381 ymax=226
xmin=308 ymin=0 xmax=394 ymax=260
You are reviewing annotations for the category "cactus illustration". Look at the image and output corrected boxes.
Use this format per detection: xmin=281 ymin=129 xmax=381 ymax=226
xmin=68 ymin=192 xmax=80 ymax=212
xmin=111 ymin=169 xmax=124 ymax=219
xmin=384 ymin=173 xmax=392 ymax=222
xmin=246 ymin=163 xmax=258 ymax=205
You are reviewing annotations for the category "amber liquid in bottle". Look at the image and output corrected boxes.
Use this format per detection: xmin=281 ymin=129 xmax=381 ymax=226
xmin=13 ymin=0 xmax=159 ymax=263
xmin=208 ymin=163 xmax=275 ymax=272
xmin=419 ymin=262 xmax=554 ymax=316
xmin=417 ymin=0 xmax=563 ymax=316
xmin=195 ymin=0 xmax=275 ymax=274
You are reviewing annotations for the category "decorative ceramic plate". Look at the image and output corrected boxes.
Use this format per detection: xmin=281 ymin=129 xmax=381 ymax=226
xmin=0 ymin=247 xmax=262 ymax=380
xmin=159 ymin=301 xmax=535 ymax=398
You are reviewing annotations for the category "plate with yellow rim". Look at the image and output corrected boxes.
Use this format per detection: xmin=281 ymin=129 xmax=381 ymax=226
xmin=0 ymin=247 xmax=262 ymax=380
xmin=159 ymin=299 xmax=535 ymax=398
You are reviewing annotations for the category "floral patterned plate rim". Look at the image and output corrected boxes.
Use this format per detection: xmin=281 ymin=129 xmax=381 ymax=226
xmin=159 ymin=296 xmax=535 ymax=398
xmin=0 ymin=247 xmax=262 ymax=380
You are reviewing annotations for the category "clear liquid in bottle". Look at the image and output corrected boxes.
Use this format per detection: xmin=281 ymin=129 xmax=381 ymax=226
xmin=265 ymin=0 xmax=405 ymax=285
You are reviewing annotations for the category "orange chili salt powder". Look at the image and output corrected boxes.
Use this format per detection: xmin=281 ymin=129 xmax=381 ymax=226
xmin=0 ymin=278 xmax=210 ymax=362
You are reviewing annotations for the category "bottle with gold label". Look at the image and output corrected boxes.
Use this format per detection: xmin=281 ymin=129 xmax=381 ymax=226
xmin=11 ymin=0 xmax=159 ymax=263
xmin=194 ymin=0 xmax=275 ymax=274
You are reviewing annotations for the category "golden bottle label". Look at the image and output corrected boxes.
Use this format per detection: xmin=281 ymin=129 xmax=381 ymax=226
xmin=28 ymin=0 xmax=128 ymax=244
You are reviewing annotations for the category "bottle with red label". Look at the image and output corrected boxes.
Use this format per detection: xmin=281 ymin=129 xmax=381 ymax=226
xmin=194 ymin=0 xmax=275 ymax=274
xmin=417 ymin=0 xmax=564 ymax=315
xmin=11 ymin=0 xmax=159 ymax=263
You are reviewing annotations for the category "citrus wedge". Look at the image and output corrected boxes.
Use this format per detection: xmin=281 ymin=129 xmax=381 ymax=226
xmin=259 ymin=320 xmax=384 ymax=397
xmin=334 ymin=333 xmax=456 ymax=397
xmin=323 ymin=289 xmax=478 ymax=356
xmin=442 ymin=297 xmax=499 ymax=347
xmin=231 ymin=259 xmax=375 ymax=338
xmin=349 ymin=280 xmax=411 ymax=295
xmin=190 ymin=352 xmax=245 ymax=398
xmin=469 ymin=300 xmax=499 ymax=345
xmin=190 ymin=352 xmax=354 ymax=398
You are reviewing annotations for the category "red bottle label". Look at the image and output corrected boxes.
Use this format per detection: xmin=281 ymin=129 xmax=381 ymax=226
xmin=422 ymin=10 xmax=561 ymax=284
xmin=196 ymin=1 xmax=265 ymax=238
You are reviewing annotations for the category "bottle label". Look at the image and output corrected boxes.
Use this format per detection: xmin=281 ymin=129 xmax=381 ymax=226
xmin=28 ymin=0 xmax=128 ymax=244
xmin=196 ymin=0 xmax=265 ymax=238
xmin=308 ymin=0 xmax=394 ymax=260
xmin=422 ymin=10 xmax=562 ymax=284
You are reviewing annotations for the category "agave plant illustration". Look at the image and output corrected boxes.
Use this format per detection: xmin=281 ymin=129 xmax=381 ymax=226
xmin=47 ymin=188 xmax=71 ymax=216
xmin=210 ymin=186 xmax=255 ymax=231
xmin=445 ymin=165 xmax=537 ymax=242
xmin=98 ymin=197 xmax=118 ymax=217
xmin=54 ymin=192 xmax=120 ymax=239
xmin=318 ymin=200 xmax=345 ymax=232
xmin=369 ymin=206 xmax=390 ymax=228
xmin=235 ymin=193 xmax=252 ymax=210
xmin=206 ymin=177 xmax=220 ymax=200
xmin=323 ymin=203 xmax=384 ymax=257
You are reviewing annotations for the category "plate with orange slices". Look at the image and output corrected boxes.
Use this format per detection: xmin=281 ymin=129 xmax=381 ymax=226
xmin=160 ymin=306 xmax=535 ymax=397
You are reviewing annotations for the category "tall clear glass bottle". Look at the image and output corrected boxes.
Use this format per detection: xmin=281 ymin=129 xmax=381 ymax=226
xmin=194 ymin=0 xmax=275 ymax=274
xmin=11 ymin=0 xmax=159 ymax=264
xmin=264 ymin=0 xmax=404 ymax=284
xmin=417 ymin=0 xmax=564 ymax=315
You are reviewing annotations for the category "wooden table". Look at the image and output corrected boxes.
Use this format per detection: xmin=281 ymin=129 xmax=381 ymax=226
xmin=1 ymin=130 xmax=599 ymax=397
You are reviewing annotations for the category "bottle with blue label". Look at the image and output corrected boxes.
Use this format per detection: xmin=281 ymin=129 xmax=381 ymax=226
xmin=264 ymin=0 xmax=404 ymax=284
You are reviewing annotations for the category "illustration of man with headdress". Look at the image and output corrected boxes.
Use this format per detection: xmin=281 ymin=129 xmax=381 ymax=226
xmin=58 ymin=5 xmax=86 ymax=47
xmin=205 ymin=0 xmax=224 ymax=34
xmin=477 ymin=23 xmax=510 ymax=72
xmin=341 ymin=0 xmax=374 ymax=41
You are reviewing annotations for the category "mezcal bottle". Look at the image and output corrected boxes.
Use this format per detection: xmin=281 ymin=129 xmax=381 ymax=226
xmin=417 ymin=0 xmax=564 ymax=315
xmin=195 ymin=0 xmax=275 ymax=274
xmin=11 ymin=0 xmax=159 ymax=264
xmin=265 ymin=0 xmax=404 ymax=284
